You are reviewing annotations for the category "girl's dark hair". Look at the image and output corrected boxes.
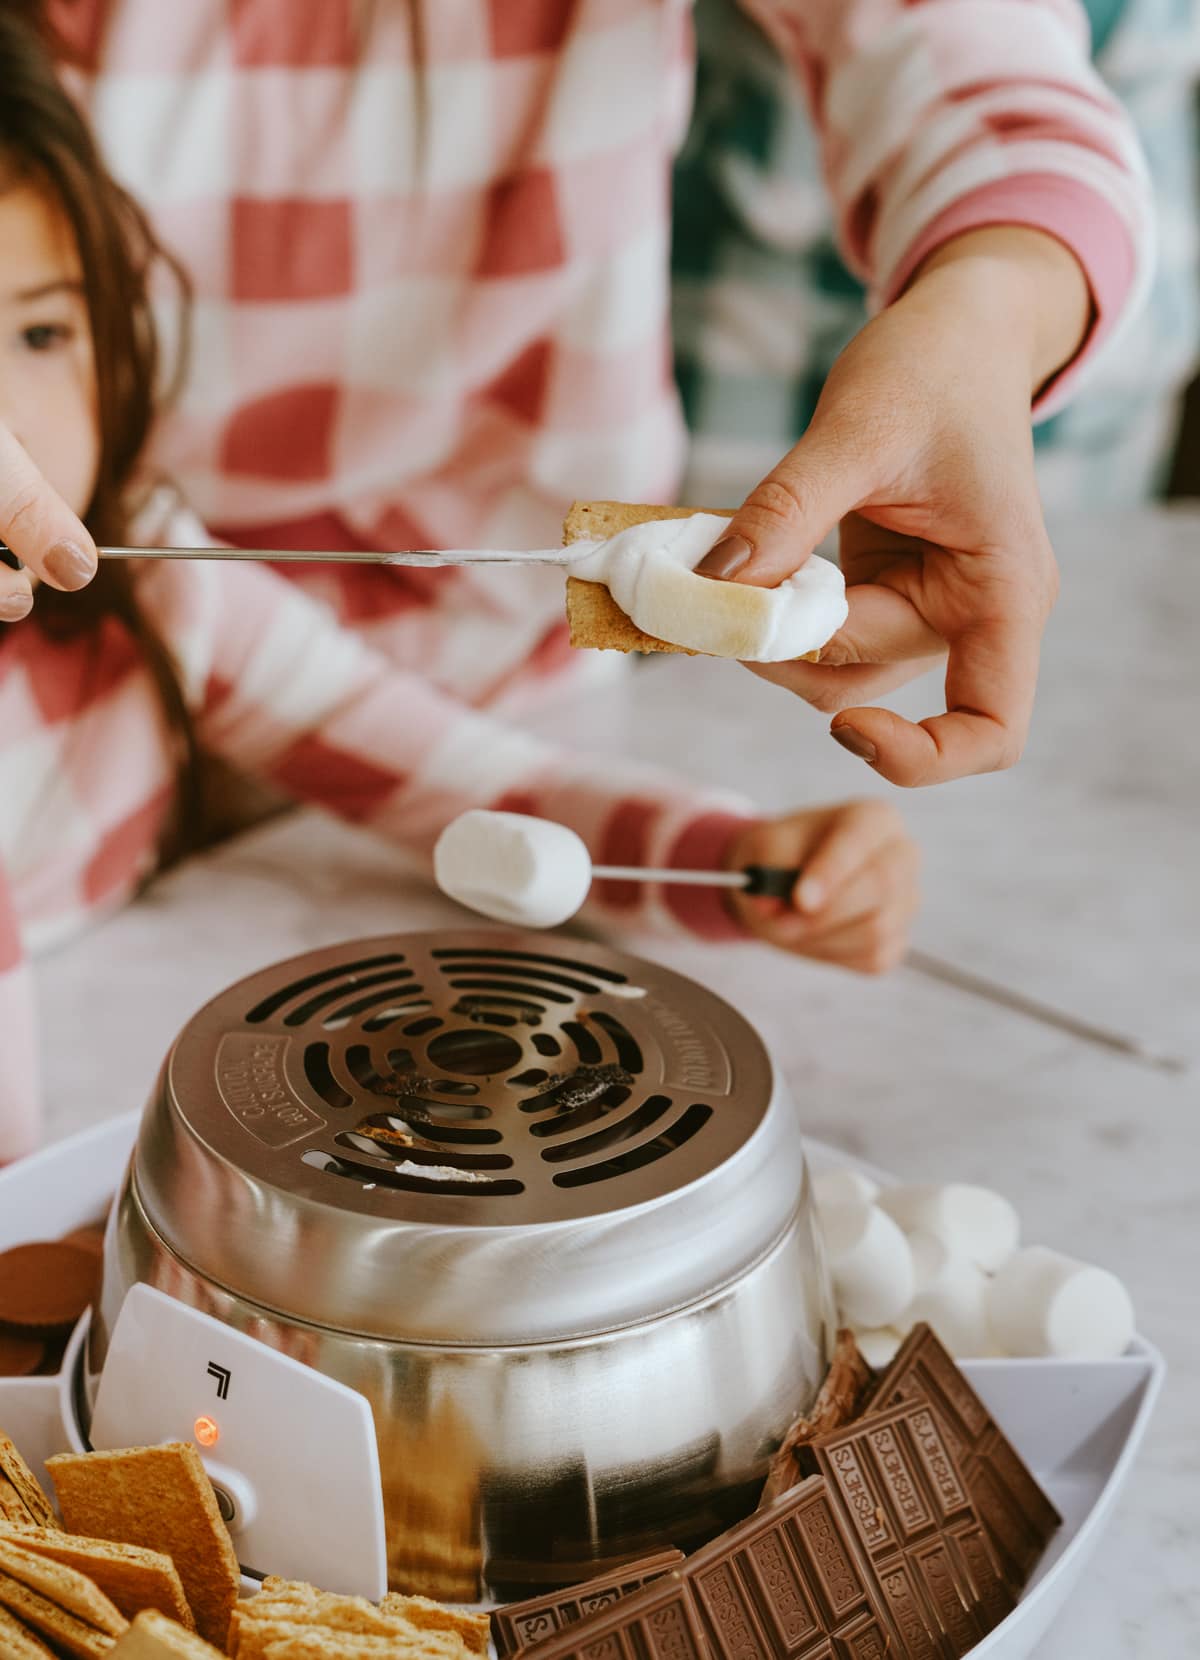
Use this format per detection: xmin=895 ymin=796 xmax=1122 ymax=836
xmin=0 ymin=3 xmax=203 ymax=852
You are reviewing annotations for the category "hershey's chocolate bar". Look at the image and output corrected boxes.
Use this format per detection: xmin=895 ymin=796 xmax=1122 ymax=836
xmin=868 ymin=1323 xmax=1061 ymax=1589
xmin=800 ymin=1400 xmax=1016 ymax=1657
xmin=514 ymin=1478 xmax=895 ymax=1659
xmin=687 ymin=1476 xmax=895 ymax=1658
xmin=491 ymin=1549 xmax=685 ymax=1657
xmin=509 ymin=1574 xmax=707 ymax=1660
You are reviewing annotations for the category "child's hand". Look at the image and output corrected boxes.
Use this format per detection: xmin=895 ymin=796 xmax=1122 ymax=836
xmin=725 ymin=800 xmax=919 ymax=975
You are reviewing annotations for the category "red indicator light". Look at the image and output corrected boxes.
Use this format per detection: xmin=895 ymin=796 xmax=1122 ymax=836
xmin=194 ymin=1416 xmax=220 ymax=1448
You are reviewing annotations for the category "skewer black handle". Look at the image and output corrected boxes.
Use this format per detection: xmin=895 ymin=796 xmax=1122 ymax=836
xmin=742 ymin=865 xmax=801 ymax=899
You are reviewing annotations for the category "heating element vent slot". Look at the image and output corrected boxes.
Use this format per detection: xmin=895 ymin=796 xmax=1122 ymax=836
xmin=448 ymin=978 xmax=572 ymax=1006
xmin=433 ymin=946 xmax=631 ymax=986
xmin=304 ymin=1149 xmax=523 ymax=1197
xmin=561 ymin=1020 xmax=602 ymax=1065
xmin=245 ymin=954 xmax=408 ymax=1023
xmin=303 ymin=1043 xmax=352 ymax=1111
xmin=550 ymin=1104 xmax=713 ymax=1188
xmin=588 ymin=1012 xmax=643 ymax=1075
xmin=537 ymin=1094 xmax=673 ymax=1162
xmin=285 ymin=970 xmax=416 ymax=1029
xmin=529 ymin=1085 xmax=632 ymax=1139
xmin=333 ymin=1134 xmax=512 ymax=1170
xmin=442 ymin=963 xmax=605 ymax=998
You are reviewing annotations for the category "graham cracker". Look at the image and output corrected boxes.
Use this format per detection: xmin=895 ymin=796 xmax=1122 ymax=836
xmin=0 ymin=1431 xmax=58 ymax=1528
xmin=0 ymin=1525 xmax=193 ymax=1628
xmin=0 ymin=1568 xmax=116 ymax=1658
xmin=46 ymin=1444 xmax=239 ymax=1650
xmin=109 ymin=1610 xmax=224 ymax=1658
xmin=0 ymin=1599 xmax=57 ymax=1660
xmin=563 ymin=501 xmax=723 ymax=657
xmin=760 ymin=1328 xmax=874 ymax=1507
xmin=0 ymin=1535 xmax=127 ymax=1636
xmin=379 ymin=1594 xmax=489 ymax=1656
xmin=254 ymin=1627 xmax=467 ymax=1660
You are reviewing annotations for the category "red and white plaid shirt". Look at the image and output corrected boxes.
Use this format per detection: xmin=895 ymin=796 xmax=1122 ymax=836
xmin=0 ymin=0 xmax=1152 ymax=1157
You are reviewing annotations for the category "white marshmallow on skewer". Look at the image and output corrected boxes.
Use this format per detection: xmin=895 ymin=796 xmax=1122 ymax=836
xmin=986 ymin=1246 xmax=1135 ymax=1360
xmin=853 ymin=1327 xmax=904 ymax=1369
xmin=879 ymin=1182 xmax=1019 ymax=1273
xmin=433 ymin=810 xmax=593 ymax=929
xmin=813 ymin=1167 xmax=880 ymax=1214
xmin=903 ymin=1229 xmax=990 ymax=1358
xmin=820 ymin=1201 xmax=914 ymax=1329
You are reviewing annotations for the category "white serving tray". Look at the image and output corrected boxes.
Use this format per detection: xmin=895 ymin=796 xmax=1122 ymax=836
xmin=0 ymin=1114 xmax=1164 ymax=1658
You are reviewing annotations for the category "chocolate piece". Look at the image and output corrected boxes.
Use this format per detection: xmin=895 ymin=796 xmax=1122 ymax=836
xmin=0 ymin=1332 xmax=46 ymax=1378
xmin=687 ymin=1477 xmax=894 ymax=1658
xmin=516 ymin=1481 xmax=895 ymax=1660
xmin=492 ymin=1550 xmax=685 ymax=1657
xmin=868 ymin=1323 xmax=1060 ymax=1589
xmin=512 ymin=1576 xmax=707 ymax=1660
xmin=0 ymin=1243 xmax=100 ymax=1334
xmin=800 ymin=1401 xmax=1016 ymax=1657
xmin=761 ymin=1328 xmax=873 ymax=1507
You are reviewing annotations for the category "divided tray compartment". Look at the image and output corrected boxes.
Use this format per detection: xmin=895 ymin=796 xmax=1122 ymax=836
xmin=0 ymin=1113 xmax=1165 ymax=1659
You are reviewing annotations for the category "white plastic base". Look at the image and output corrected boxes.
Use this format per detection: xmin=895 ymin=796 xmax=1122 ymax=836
xmin=0 ymin=1114 xmax=1165 ymax=1654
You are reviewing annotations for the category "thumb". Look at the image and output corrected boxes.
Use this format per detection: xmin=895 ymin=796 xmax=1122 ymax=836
xmin=696 ymin=431 xmax=868 ymax=586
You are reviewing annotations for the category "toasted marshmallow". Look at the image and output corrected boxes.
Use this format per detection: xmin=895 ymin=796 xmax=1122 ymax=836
xmin=567 ymin=513 xmax=847 ymax=661
xmin=434 ymin=810 xmax=593 ymax=929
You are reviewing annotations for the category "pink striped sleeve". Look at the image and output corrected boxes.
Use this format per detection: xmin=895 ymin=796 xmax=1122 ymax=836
xmin=138 ymin=561 xmax=758 ymax=941
xmin=0 ymin=863 xmax=40 ymax=1164
xmin=741 ymin=0 xmax=1154 ymax=412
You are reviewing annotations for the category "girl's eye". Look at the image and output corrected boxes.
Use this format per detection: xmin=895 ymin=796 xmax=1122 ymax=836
xmin=21 ymin=323 xmax=72 ymax=352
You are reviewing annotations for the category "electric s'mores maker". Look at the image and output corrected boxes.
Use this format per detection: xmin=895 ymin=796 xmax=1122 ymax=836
xmin=74 ymin=931 xmax=835 ymax=1602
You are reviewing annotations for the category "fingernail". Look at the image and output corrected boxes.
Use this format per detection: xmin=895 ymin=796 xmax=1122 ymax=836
xmin=796 ymin=877 xmax=826 ymax=913
xmin=44 ymin=539 xmax=97 ymax=589
xmin=0 ymin=589 xmax=33 ymax=621
xmin=696 ymin=534 xmax=752 ymax=580
xmin=831 ymin=724 xmax=877 ymax=765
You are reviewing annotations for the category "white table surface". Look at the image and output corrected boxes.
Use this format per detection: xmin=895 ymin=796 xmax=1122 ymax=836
xmin=31 ymin=507 xmax=1200 ymax=1657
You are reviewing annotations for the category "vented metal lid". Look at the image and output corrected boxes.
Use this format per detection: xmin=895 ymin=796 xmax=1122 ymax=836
xmin=133 ymin=931 xmax=811 ymax=1344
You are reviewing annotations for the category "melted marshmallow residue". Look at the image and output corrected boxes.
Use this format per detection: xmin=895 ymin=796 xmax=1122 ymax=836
xmin=567 ymin=512 xmax=847 ymax=661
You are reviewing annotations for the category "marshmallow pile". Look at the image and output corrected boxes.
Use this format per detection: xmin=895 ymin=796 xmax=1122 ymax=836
xmin=813 ymin=1168 xmax=1136 ymax=1365
xmin=567 ymin=513 xmax=848 ymax=661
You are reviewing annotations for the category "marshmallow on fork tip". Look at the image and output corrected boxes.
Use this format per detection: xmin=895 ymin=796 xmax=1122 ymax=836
xmin=986 ymin=1245 xmax=1135 ymax=1360
xmin=879 ymin=1182 xmax=1019 ymax=1273
xmin=434 ymin=810 xmax=593 ymax=929
xmin=820 ymin=1201 xmax=914 ymax=1329
xmin=813 ymin=1167 xmax=880 ymax=1213
xmin=903 ymin=1228 xmax=990 ymax=1358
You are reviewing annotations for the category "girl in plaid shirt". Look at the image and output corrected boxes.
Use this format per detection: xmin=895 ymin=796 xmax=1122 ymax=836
xmin=0 ymin=11 xmax=922 ymax=1162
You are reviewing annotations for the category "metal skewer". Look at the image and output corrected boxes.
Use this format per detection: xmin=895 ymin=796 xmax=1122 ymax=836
xmin=0 ymin=541 xmax=574 ymax=569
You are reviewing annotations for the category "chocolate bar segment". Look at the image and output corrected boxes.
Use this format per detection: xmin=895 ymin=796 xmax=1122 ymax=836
xmin=868 ymin=1323 xmax=1060 ymax=1589
xmin=688 ymin=1476 xmax=893 ymax=1658
xmin=509 ymin=1573 xmax=708 ymax=1660
xmin=491 ymin=1549 xmax=685 ymax=1657
xmin=515 ymin=1480 xmax=895 ymax=1660
xmin=800 ymin=1400 xmax=1016 ymax=1658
